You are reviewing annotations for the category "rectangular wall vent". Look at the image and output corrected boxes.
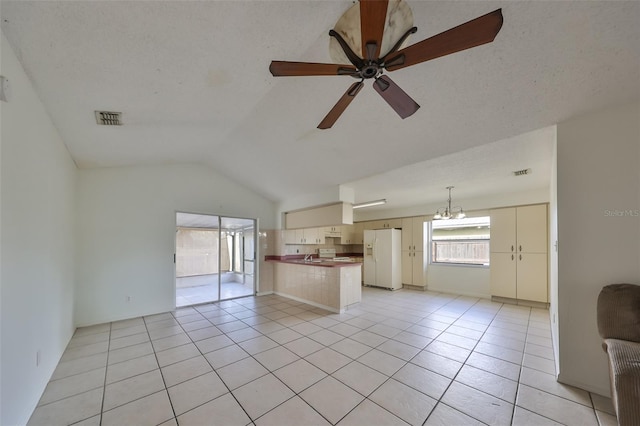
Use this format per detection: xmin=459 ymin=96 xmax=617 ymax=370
xmin=95 ymin=111 xmax=122 ymax=126
xmin=513 ymin=168 xmax=532 ymax=176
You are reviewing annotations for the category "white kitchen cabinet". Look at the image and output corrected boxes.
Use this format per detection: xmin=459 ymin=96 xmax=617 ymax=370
xmin=516 ymin=252 xmax=548 ymax=302
xmin=340 ymin=225 xmax=355 ymax=244
xmin=294 ymin=229 xmax=305 ymax=244
xmin=365 ymin=218 xmax=402 ymax=230
xmin=324 ymin=226 xmax=342 ymax=238
xmin=490 ymin=204 xmax=548 ymax=303
xmin=303 ymin=228 xmax=324 ymax=245
xmin=401 ymin=216 xmax=425 ymax=286
xmin=370 ymin=218 xmax=402 ymax=229
xmin=286 ymin=227 xmax=325 ymax=244
xmin=352 ymin=222 xmax=364 ymax=244
xmin=490 ymin=252 xmax=517 ymax=298
xmin=489 ymin=208 xmax=516 ymax=253
xmin=283 ymin=229 xmax=297 ymax=245
xmin=361 ymin=221 xmax=377 ymax=231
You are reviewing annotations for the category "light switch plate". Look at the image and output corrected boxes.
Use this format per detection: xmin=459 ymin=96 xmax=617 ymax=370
xmin=1 ymin=76 xmax=11 ymax=102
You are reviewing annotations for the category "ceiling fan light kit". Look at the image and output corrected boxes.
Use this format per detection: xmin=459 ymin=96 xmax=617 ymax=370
xmin=269 ymin=0 xmax=503 ymax=129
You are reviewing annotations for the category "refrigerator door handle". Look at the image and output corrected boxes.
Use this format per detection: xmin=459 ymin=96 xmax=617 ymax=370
xmin=371 ymin=238 xmax=375 ymax=262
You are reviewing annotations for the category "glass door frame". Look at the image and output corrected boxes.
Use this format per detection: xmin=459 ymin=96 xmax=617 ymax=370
xmin=175 ymin=211 xmax=258 ymax=308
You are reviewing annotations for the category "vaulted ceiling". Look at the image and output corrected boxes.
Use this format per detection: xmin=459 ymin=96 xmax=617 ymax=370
xmin=2 ymin=1 xmax=639 ymax=210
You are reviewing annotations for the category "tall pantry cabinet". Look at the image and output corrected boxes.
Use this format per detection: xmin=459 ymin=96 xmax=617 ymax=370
xmin=490 ymin=204 xmax=548 ymax=303
xmin=401 ymin=216 xmax=425 ymax=287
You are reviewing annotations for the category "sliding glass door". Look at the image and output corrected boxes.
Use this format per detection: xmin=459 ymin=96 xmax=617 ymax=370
xmin=219 ymin=217 xmax=255 ymax=301
xmin=175 ymin=212 xmax=256 ymax=307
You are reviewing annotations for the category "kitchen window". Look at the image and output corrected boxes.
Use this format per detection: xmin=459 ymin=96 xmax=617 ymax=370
xmin=430 ymin=216 xmax=490 ymax=265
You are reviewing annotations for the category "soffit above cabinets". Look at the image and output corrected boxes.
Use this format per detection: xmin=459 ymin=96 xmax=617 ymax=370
xmin=285 ymin=203 xmax=353 ymax=229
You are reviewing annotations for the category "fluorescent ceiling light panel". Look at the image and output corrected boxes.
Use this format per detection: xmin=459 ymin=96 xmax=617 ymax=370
xmin=353 ymin=199 xmax=386 ymax=209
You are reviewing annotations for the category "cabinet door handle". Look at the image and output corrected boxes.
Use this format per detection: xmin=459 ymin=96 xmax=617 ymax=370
xmin=512 ymin=254 xmax=514 ymax=261
xmin=511 ymin=245 xmax=514 ymax=252
xmin=519 ymin=254 xmax=522 ymax=260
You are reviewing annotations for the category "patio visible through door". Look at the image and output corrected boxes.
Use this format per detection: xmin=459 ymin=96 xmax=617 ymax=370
xmin=175 ymin=212 xmax=256 ymax=307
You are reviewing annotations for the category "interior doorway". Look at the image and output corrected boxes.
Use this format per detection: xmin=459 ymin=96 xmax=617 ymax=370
xmin=175 ymin=212 xmax=256 ymax=307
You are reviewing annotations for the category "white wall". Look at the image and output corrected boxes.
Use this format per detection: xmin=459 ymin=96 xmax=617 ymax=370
xmin=427 ymin=265 xmax=490 ymax=298
xmin=75 ymin=163 xmax=276 ymax=326
xmin=556 ymin=101 xmax=640 ymax=396
xmin=548 ymin=132 xmax=560 ymax=374
xmin=1 ymin=31 xmax=77 ymax=426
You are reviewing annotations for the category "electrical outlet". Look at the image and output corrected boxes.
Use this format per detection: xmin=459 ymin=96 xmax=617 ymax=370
xmin=126 ymin=295 xmax=131 ymax=302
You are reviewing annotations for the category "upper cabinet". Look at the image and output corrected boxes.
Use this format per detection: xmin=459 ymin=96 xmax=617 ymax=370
xmin=401 ymin=216 xmax=425 ymax=252
xmin=340 ymin=225 xmax=356 ymax=244
xmin=351 ymin=222 xmax=364 ymax=244
xmin=324 ymin=226 xmax=342 ymax=238
xmin=283 ymin=229 xmax=297 ymax=245
xmin=489 ymin=208 xmax=517 ymax=253
xmin=515 ymin=205 xmax=548 ymax=253
xmin=490 ymin=204 xmax=547 ymax=254
xmin=284 ymin=228 xmax=325 ymax=245
xmin=366 ymin=218 xmax=402 ymax=230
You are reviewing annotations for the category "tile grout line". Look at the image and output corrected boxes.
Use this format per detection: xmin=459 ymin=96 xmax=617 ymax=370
xmin=170 ymin=303 xmax=257 ymax=423
xmin=97 ymin=322 xmax=113 ymax=426
xmin=181 ymin=297 xmax=396 ymax=425
xmin=225 ymin=299 xmax=366 ymax=425
xmin=412 ymin=297 xmax=506 ymax=425
xmin=509 ymin=305 xmax=534 ymax=426
xmin=142 ymin=315 xmax=180 ymax=425
xmin=511 ymin=307 xmax=577 ymax=426
xmin=39 ymin=290 xmax=602 ymax=426
xmin=244 ymin=300 xmax=403 ymax=426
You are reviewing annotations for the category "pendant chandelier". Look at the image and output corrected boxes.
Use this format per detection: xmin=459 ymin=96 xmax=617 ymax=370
xmin=433 ymin=186 xmax=466 ymax=220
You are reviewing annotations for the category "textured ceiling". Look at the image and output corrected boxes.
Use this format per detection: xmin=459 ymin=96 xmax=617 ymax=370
xmin=2 ymin=1 xmax=639 ymax=210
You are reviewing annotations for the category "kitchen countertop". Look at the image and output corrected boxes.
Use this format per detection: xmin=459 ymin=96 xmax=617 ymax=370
xmin=265 ymin=255 xmax=362 ymax=268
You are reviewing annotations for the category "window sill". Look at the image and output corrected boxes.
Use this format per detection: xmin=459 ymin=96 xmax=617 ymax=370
xmin=429 ymin=262 xmax=489 ymax=269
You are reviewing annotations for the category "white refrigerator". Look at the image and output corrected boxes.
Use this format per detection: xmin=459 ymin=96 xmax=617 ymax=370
xmin=363 ymin=228 xmax=402 ymax=290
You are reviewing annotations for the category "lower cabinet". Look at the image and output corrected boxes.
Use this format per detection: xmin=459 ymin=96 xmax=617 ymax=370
xmin=490 ymin=252 xmax=517 ymax=298
xmin=402 ymin=250 xmax=424 ymax=287
xmin=515 ymin=253 xmax=548 ymax=302
xmin=490 ymin=251 xmax=548 ymax=302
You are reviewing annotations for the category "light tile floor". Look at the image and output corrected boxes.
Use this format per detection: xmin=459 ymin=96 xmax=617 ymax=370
xmin=29 ymin=288 xmax=617 ymax=426
xmin=176 ymin=275 xmax=254 ymax=307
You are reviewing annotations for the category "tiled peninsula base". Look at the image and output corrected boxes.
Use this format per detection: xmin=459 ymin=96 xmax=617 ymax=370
xmin=271 ymin=262 xmax=361 ymax=313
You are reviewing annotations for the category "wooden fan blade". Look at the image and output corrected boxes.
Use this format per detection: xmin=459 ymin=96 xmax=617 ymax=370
xmin=318 ymin=81 xmax=364 ymax=129
xmin=270 ymin=61 xmax=357 ymax=77
xmin=384 ymin=9 xmax=503 ymax=71
xmin=359 ymin=0 xmax=388 ymax=59
xmin=373 ymin=75 xmax=419 ymax=119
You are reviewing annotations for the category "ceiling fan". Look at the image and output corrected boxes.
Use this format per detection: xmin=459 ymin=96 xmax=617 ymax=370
xmin=269 ymin=0 xmax=503 ymax=129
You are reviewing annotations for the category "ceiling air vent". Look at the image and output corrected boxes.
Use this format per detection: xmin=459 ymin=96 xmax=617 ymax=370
xmin=95 ymin=111 xmax=122 ymax=126
xmin=513 ymin=168 xmax=532 ymax=176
